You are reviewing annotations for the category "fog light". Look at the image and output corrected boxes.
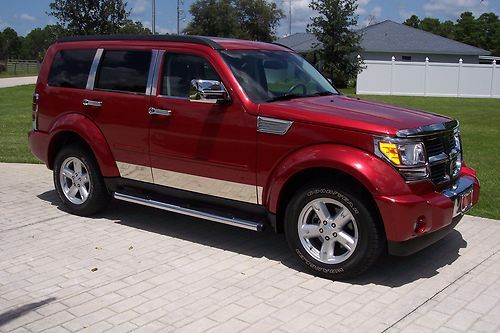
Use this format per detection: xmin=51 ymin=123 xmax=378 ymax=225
xmin=414 ymin=216 xmax=427 ymax=234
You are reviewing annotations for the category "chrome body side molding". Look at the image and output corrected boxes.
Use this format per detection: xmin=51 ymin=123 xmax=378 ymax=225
xmin=257 ymin=116 xmax=293 ymax=135
xmin=113 ymin=192 xmax=264 ymax=231
xmin=153 ymin=168 xmax=262 ymax=204
xmin=116 ymin=162 xmax=153 ymax=183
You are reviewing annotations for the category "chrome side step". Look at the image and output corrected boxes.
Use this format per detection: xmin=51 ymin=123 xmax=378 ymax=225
xmin=113 ymin=192 xmax=264 ymax=232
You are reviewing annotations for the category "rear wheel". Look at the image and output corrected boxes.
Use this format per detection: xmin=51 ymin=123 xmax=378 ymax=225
xmin=53 ymin=145 xmax=110 ymax=216
xmin=285 ymin=181 xmax=384 ymax=279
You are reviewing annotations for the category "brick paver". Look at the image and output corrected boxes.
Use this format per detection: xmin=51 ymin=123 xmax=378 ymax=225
xmin=0 ymin=163 xmax=499 ymax=332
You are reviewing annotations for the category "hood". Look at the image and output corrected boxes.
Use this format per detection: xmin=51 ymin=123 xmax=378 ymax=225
xmin=258 ymin=95 xmax=451 ymax=136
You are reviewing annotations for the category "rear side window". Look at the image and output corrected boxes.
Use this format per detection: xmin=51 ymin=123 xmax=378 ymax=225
xmin=48 ymin=49 xmax=96 ymax=89
xmin=160 ymin=53 xmax=220 ymax=98
xmin=95 ymin=50 xmax=151 ymax=94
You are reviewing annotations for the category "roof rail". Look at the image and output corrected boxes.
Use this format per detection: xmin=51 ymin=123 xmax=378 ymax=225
xmin=56 ymin=34 xmax=224 ymax=50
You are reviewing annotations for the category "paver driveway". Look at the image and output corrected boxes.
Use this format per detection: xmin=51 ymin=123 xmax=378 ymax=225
xmin=0 ymin=163 xmax=499 ymax=332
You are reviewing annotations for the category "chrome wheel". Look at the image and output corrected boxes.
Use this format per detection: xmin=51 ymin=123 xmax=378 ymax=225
xmin=298 ymin=198 xmax=358 ymax=264
xmin=59 ymin=157 xmax=91 ymax=205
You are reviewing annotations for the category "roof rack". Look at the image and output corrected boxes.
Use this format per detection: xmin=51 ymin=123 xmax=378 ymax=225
xmin=56 ymin=34 xmax=224 ymax=50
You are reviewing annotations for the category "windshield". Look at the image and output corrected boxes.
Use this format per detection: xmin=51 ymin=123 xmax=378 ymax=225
xmin=220 ymin=50 xmax=339 ymax=103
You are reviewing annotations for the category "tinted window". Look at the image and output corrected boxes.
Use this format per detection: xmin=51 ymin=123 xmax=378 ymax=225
xmin=95 ymin=50 xmax=151 ymax=94
xmin=48 ymin=49 xmax=96 ymax=89
xmin=161 ymin=53 xmax=220 ymax=98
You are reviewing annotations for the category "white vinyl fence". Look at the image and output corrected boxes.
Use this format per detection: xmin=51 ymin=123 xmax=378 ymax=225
xmin=356 ymin=58 xmax=500 ymax=98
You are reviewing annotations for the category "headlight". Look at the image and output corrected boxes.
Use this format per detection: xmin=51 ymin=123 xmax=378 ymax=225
xmin=376 ymin=140 xmax=426 ymax=166
xmin=375 ymin=137 xmax=428 ymax=181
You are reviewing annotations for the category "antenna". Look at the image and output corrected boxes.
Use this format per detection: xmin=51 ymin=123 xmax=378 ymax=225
xmin=152 ymin=0 xmax=156 ymax=34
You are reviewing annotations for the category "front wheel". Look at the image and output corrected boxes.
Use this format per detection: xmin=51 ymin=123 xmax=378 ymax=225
xmin=285 ymin=181 xmax=384 ymax=279
xmin=53 ymin=145 xmax=110 ymax=216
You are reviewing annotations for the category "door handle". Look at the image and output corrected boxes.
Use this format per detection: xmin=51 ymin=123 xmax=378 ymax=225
xmin=83 ymin=99 xmax=102 ymax=107
xmin=148 ymin=107 xmax=172 ymax=116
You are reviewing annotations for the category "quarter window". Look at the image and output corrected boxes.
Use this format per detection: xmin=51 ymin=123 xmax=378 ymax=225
xmin=160 ymin=53 xmax=220 ymax=98
xmin=48 ymin=49 xmax=96 ymax=89
xmin=95 ymin=50 xmax=151 ymax=94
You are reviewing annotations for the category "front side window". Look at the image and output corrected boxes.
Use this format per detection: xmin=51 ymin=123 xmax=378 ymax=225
xmin=48 ymin=49 xmax=96 ymax=89
xmin=95 ymin=50 xmax=151 ymax=94
xmin=160 ymin=53 xmax=221 ymax=98
xmin=221 ymin=50 xmax=339 ymax=103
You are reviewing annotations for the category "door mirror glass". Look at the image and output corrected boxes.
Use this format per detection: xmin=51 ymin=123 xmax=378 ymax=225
xmin=189 ymin=79 xmax=230 ymax=104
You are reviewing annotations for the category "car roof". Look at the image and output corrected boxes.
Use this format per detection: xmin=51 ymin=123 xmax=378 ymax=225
xmin=56 ymin=34 xmax=291 ymax=52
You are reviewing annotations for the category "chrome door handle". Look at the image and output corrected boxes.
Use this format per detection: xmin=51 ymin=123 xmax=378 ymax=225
xmin=82 ymin=99 xmax=102 ymax=107
xmin=148 ymin=107 xmax=172 ymax=116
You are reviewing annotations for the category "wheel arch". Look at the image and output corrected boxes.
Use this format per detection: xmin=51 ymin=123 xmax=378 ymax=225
xmin=47 ymin=113 xmax=119 ymax=177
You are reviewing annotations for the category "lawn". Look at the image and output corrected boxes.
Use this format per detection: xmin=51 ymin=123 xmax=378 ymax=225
xmin=1 ymin=85 xmax=499 ymax=219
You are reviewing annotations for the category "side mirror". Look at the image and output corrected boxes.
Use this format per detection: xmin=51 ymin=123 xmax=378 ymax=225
xmin=189 ymin=79 xmax=230 ymax=104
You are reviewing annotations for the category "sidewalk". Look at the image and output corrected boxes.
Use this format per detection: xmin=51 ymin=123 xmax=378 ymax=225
xmin=0 ymin=76 xmax=37 ymax=88
xmin=0 ymin=163 xmax=499 ymax=332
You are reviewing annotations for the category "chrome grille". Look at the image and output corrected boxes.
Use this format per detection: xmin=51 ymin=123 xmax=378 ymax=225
xmin=423 ymin=131 xmax=458 ymax=184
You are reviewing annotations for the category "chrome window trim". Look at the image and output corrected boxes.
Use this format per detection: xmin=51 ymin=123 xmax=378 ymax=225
xmin=151 ymin=50 xmax=165 ymax=96
xmin=146 ymin=50 xmax=159 ymax=96
xmin=86 ymin=48 xmax=103 ymax=90
xmin=257 ymin=116 xmax=293 ymax=135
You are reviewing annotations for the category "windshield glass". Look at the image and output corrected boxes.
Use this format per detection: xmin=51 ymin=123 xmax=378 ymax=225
xmin=220 ymin=50 xmax=339 ymax=103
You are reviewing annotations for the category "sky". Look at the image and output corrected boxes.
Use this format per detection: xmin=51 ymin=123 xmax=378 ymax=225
xmin=0 ymin=0 xmax=498 ymax=37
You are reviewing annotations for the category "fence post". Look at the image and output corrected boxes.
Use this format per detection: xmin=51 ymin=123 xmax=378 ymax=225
xmin=390 ymin=56 xmax=395 ymax=95
xmin=457 ymin=58 xmax=463 ymax=97
xmin=491 ymin=60 xmax=497 ymax=98
xmin=424 ymin=57 xmax=429 ymax=97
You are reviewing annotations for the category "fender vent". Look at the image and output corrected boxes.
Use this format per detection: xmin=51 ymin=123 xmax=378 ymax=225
xmin=257 ymin=116 xmax=293 ymax=135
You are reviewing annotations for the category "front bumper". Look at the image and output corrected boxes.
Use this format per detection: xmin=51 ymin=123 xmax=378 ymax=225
xmin=375 ymin=168 xmax=480 ymax=256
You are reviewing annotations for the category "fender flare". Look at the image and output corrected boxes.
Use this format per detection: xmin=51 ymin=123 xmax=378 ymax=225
xmin=48 ymin=113 xmax=119 ymax=177
xmin=264 ymin=144 xmax=412 ymax=213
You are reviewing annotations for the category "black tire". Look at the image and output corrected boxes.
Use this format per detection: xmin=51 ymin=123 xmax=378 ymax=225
xmin=284 ymin=181 xmax=384 ymax=280
xmin=53 ymin=144 xmax=110 ymax=216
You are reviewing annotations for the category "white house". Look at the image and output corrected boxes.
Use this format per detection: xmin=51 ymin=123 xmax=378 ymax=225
xmin=276 ymin=20 xmax=490 ymax=64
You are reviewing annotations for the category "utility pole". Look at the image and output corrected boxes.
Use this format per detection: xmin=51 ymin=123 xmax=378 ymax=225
xmin=177 ymin=0 xmax=184 ymax=34
xmin=289 ymin=0 xmax=292 ymax=36
xmin=152 ymin=0 xmax=156 ymax=34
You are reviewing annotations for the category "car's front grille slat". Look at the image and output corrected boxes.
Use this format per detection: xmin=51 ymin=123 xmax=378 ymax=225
xmin=423 ymin=130 xmax=458 ymax=184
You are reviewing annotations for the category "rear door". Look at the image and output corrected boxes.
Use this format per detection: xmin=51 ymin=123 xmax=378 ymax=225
xmin=83 ymin=47 xmax=155 ymax=182
xmin=148 ymin=49 xmax=259 ymax=204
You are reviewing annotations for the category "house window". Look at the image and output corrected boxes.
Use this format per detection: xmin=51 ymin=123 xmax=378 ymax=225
xmin=402 ymin=55 xmax=412 ymax=62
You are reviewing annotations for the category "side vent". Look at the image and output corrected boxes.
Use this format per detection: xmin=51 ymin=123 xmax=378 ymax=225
xmin=257 ymin=116 xmax=293 ymax=135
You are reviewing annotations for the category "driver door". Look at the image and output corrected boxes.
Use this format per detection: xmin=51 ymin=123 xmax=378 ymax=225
xmin=148 ymin=49 xmax=259 ymax=204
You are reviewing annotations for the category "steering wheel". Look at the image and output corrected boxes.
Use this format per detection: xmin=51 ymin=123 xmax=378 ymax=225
xmin=286 ymin=83 xmax=307 ymax=95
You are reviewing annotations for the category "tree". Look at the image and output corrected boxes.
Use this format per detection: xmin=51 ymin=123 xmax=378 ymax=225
xmin=454 ymin=12 xmax=480 ymax=46
xmin=234 ymin=0 xmax=284 ymax=41
xmin=1 ymin=28 xmax=22 ymax=59
xmin=119 ymin=20 xmax=152 ymax=34
xmin=184 ymin=0 xmax=284 ymax=41
xmin=403 ymin=15 xmax=420 ymax=28
xmin=308 ymin=0 xmax=362 ymax=84
xmin=48 ymin=0 xmax=130 ymax=35
xmin=184 ymin=0 xmax=241 ymax=38
xmin=19 ymin=25 xmax=67 ymax=61
xmin=419 ymin=18 xmax=441 ymax=34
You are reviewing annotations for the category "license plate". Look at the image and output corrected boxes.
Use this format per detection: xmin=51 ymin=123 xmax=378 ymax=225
xmin=453 ymin=187 xmax=474 ymax=217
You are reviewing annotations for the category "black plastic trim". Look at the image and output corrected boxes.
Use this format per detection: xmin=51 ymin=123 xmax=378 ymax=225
xmin=396 ymin=120 xmax=459 ymax=138
xmin=387 ymin=214 xmax=463 ymax=256
xmin=57 ymin=34 xmax=224 ymax=50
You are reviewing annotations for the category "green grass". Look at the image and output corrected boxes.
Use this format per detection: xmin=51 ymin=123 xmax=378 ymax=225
xmin=0 ymin=84 xmax=39 ymax=164
xmin=0 ymin=71 xmax=38 ymax=78
xmin=1 ymin=85 xmax=499 ymax=219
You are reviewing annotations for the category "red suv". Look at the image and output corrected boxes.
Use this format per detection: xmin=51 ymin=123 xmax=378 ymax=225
xmin=29 ymin=35 xmax=480 ymax=279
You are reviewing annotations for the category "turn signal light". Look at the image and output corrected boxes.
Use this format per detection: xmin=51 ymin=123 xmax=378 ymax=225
xmin=378 ymin=142 xmax=401 ymax=165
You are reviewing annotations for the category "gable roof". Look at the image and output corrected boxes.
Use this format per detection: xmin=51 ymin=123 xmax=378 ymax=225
xmin=277 ymin=20 xmax=490 ymax=56
xmin=360 ymin=20 xmax=489 ymax=55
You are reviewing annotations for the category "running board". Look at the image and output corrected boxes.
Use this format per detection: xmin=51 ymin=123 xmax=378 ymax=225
xmin=113 ymin=192 xmax=264 ymax=232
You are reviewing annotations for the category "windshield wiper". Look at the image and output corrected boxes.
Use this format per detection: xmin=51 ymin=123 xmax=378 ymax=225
xmin=266 ymin=94 xmax=311 ymax=103
xmin=313 ymin=91 xmax=335 ymax=96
